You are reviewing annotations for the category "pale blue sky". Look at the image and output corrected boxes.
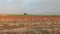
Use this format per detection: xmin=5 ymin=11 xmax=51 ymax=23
xmin=0 ymin=0 xmax=59 ymax=15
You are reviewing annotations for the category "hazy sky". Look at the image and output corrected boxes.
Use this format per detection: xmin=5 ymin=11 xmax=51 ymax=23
xmin=0 ymin=0 xmax=59 ymax=15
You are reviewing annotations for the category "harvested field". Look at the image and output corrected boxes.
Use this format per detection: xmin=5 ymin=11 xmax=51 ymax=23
xmin=0 ymin=15 xmax=60 ymax=34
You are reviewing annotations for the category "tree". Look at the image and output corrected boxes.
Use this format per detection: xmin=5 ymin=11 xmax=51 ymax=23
xmin=24 ymin=13 xmax=27 ymax=15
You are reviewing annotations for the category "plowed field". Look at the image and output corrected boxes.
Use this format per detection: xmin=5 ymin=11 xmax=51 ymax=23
xmin=0 ymin=15 xmax=60 ymax=34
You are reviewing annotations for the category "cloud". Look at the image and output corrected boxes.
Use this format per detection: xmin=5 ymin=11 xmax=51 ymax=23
xmin=0 ymin=0 xmax=59 ymax=15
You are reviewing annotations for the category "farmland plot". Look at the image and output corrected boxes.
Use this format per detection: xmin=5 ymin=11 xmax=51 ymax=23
xmin=0 ymin=15 xmax=60 ymax=34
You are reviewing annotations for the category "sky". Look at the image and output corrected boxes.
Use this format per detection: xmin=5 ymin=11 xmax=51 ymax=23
xmin=0 ymin=0 xmax=59 ymax=15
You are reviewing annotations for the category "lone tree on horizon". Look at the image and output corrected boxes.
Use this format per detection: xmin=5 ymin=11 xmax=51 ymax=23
xmin=24 ymin=13 xmax=27 ymax=15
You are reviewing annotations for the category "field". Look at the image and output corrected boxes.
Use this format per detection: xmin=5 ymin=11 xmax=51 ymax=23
xmin=0 ymin=14 xmax=60 ymax=34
